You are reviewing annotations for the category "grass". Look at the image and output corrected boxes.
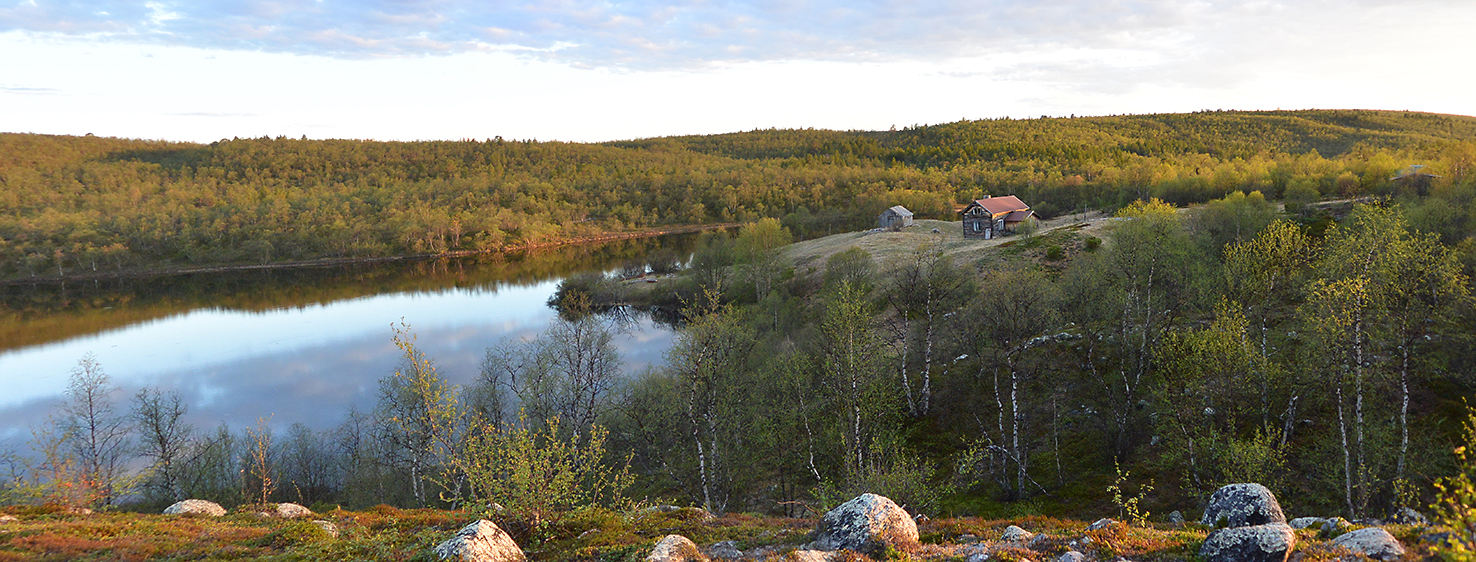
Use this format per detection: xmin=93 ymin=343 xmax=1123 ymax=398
xmin=0 ymin=504 xmax=1442 ymax=562
xmin=784 ymin=215 xmax=1113 ymax=282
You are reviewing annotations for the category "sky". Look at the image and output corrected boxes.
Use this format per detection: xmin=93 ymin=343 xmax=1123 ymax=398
xmin=2 ymin=0 xmax=1475 ymax=143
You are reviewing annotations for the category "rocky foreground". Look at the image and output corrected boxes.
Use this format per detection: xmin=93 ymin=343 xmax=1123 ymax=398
xmin=0 ymin=485 xmax=1445 ymax=562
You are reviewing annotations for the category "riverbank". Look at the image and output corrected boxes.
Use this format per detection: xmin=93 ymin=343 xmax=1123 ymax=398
xmin=0 ymin=223 xmax=738 ymax=286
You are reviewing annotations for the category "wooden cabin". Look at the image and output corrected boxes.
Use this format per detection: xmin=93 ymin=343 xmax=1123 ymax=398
xmin=879 ymin=205 xmax=915 ymax=230
xmin=960 ymin=195 xmax=1035 ymax=239
xmin=1391 ymin=165 xmax=1440 ymax=196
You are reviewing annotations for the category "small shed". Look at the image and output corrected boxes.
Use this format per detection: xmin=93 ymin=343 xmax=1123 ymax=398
xmin=879 ymin=205 xmax=914 ymax=229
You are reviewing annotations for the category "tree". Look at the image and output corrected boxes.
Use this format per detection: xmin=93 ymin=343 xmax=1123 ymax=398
xmin=476 ymin=299 xmax=622 ymax=438
xmin=375 ymin=322 xmax=463 ymax=507
xmin=1223 ymin=220 xmax=1313 ymax=437
xmin=815 ymin=282 xmax=889 ymax=479
xmin=965 ymin=268 xmax=1060 ymax=499
xmin=132 ymin=388 xmax=193 ymax=504
xmin=883 ymin=239 xmax=973 ymax=416
xmin=1194 ymin=190 xmax=1277 ymax=254
xmin=665 ymin=294 xmax=755 ymax=513
xmin=58 ymin=354 xmax=133 ymax=507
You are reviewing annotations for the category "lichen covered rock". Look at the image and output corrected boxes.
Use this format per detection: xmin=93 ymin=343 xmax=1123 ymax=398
xmin=812 ymin=493 xmax=918 ymax=555
xmin=1200 ymin=484 xmax=1286 ymax=528
xmin=163 ymin=499 xmax=227 ymax=517
xmin=646 ymin=535 xmax=707 ymax=562
xmin=1330 ymin=527 xmax=1405 ymax=561
xmin=434 ymin=520 xmax=526 ymax=562
xmin=1198 ymin=523 xmax=1296 ymax=562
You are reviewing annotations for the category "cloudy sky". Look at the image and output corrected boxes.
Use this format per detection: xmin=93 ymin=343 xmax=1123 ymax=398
xmin=2 ymin=0 xmax=1473 ymax=143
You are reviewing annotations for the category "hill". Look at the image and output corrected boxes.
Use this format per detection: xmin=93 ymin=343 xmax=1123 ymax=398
xmin=2 ymin=109 xmax=1474 ymax=281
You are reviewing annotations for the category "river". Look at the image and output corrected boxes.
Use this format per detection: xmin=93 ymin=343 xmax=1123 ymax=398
xmin=0 ymin=236 xmax=695 ymax=446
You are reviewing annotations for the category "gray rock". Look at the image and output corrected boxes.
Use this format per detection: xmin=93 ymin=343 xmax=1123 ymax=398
xmin=0 ymin=514 xmax=16 ymax=524
xmin=1388 ymin=507 xmax=1430 ymax=526
xmin=1287 ymin=517 xmax=1324 ymax=529
xmin=1167 ymin=511 xmax=1185 ymax=525
xmin=965 ymin=554 xmax=990 ymax=562
xmin=164 ymin=499 xmax=227 ymax=517
xmin=311 ymin=520 xmax=339 ymax=538
xmin=958 ymin=534 xmax=979 ymax=543
xmin=1421 ymin=531 xmax=1453 ymax=545
xmin=434 ymin=520 xmax=527 ymax=562
xmin=275 ymin=503 xmax=313 ymax=518
xmin=706 ymin=540 xmax=743 ymax=559
xmin=1330 ymin=527 xmax=1406 ymax=561
xmin=1318 ymin=518 xmax=1349 ymax=539
xmin=1002 ymin=525 xmax=1035 ymax=543
xmin=1058 ymin=552 xmax=1085 ymax=562
xmin=1029 ymin=533 xmax=1052 ymax=550
xmin=812 ymin=493 xmax=919 ymax=555
xmin=1198 ymin=523 xmax=1296 ymax=562
xmin=647 ymin=535 xmax=707 ymax=562
xmin=1087 ymin=518 xmax=1118 ymax=531
xmin=1200 ymin=484 xmax=1286 ymax=528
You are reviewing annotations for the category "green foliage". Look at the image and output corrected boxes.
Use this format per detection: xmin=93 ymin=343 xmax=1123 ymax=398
xmin=1432 ymin=404 xmax=1476 ymax=562
xmin=1107 ymin=461 xmax=1153 ymax=526
xmin=448 ymin=415 xmax=632 ymax=538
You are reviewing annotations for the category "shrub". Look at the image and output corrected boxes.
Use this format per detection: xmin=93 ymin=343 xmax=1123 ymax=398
xmin=1046 ymin=245 xmax=1064 ymax=260
xmin=445 ymin=415 xmax=632 ymax=539
xmin=1084 ymin=237 xmax=1102 ymax=252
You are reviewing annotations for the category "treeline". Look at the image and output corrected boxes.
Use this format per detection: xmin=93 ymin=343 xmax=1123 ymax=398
xmin=3 ymin=110 xmax=1475 ymax=280
xmin=8 ymin=191 xmax=1475 ymax=524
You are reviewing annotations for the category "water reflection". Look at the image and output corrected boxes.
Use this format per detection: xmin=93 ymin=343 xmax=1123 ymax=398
xmin=0 ymin=235 xmax=698 ymax=441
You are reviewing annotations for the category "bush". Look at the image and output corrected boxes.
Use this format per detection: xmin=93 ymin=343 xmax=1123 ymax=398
xmin=1432 ymin=403 xmax=1476 ymax=562
xmin=446 ymin=416 xmax=632 ymax=539
xmin=1084 ymin=237 xmax=1102 ymax=252
xmin=1046 ymin=245 xmax=1064 ymax=260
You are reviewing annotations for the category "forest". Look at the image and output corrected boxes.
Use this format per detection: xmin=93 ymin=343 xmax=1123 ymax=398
xmin=2 ymin=109 xmax=1475 ymax=281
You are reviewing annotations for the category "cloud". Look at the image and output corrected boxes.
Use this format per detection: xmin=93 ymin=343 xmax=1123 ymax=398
xmin=0 ymin=84 xmax=60 ymax=94
xmin=5 ymin=0 xmax=1453 ymax=72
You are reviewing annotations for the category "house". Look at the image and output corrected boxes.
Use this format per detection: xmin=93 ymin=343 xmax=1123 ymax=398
xmin=879 ymin=205 xmax=915 ymax=230
xmin=960 ymin=195 xmax=1035 ymax=239
xmin=1391 ymin=165 xmax=1440 ymax=196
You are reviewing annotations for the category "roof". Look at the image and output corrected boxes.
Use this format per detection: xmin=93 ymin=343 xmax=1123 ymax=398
xmin=1003 ymin=210 xmax=1035 ymax=223
xmin=965 ymin=195 xmax=1030 ymax=216
xmin=885 ymin=205 xmax=914 ymax=217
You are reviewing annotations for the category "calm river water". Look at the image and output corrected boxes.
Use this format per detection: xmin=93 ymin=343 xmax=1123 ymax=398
xmin=0 ymin=236 xmax=693 ymax=445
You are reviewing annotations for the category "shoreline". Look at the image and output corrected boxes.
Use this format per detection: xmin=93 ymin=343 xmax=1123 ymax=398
xmin=0 ymin=222 xmax=738 ymax=286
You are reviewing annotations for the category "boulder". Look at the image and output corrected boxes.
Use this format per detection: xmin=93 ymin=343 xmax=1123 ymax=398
xmin=1200 ymin=484 xmax=1286 ymax=528
xmin=0 ymin=514 xmax=16 ymax=523
xmin=1330 ymin=527 xmax=1405 ymax=561
xmin=812 ymin=493 xmax=919 ymax=555
xmin=434 ymin=520 xmax=526 ymax=562
xmin=1058 ymin=552 xmax=1085 ymax=562
xmin=1287 ymin=517 xmax=1324 ymax=530
xmin=164 ymin=499 xmax=227 ymax=517
xmin=1317 ymin=518 xmax=1349 ymax=539
xmin=1087 ymin=518 xmax=1118 ymax=531
xmin=1167 ymin=511 xmax=1185 ymax=526
xmin=1001 ymin=525 xmax=1035 ymax=543
xmin=311 ymin=520 xmax=339 ymax=538
xmin=957 ymin=534 xmax=979 ymax=543
xmin=1387 ymin=507 xmax=1430 ymax=526
xmin=706 ymin=540 xmax=743 ymax=559
xmin=647 ymin=535 xmax=707 ymax=562
xmin=1198 ymin=523 xmax=1296 ymax=562
xmin=275 ymin=503 xmax=313 ymax=518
